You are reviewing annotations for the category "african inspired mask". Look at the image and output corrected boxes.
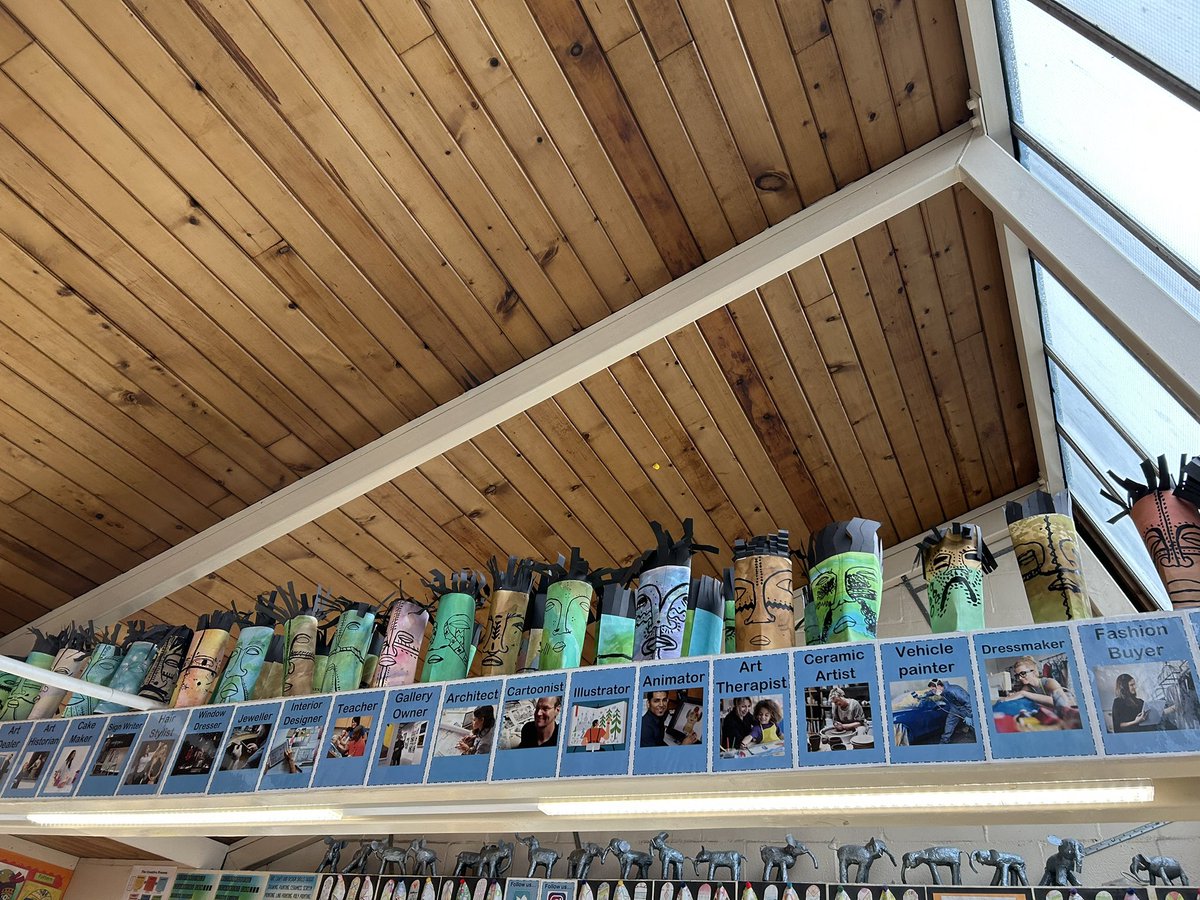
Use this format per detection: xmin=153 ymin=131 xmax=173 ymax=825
xmin=214 ymin=625 xmax=274 ymax=704
xmin=734 ymin=531 xmax=796 ymax=652
xmin=172 ymin=613 xmax=236 ymax=708
xmin=421 ymin=598 xmax=474 ymax=683
xmin=61 ymin=641 xmax=123 ymax=718
xmin=634 ymin=565 xmax=691 ymax=660
xmin=1007 ymin=491 xmax=1090 ymax=623
xmin=29 ymin=646 xmax=90 ymax=720
xmin=540 ymin=579 xmax=593 ymax=670
xmin=137 ymin=625 xmax=193 ymax=705
xmin=0 ymin=628 xmax=64 ymax=722
xmin=685 ymin=575 xmax=726 ymax=657
xmin=916 ymin=524 xmax=997 ymax=633
xmin=1106 ymin=456 xmax=1200 ymax=610
xmin=596 ymin=583 xmax=636 ymax=665
xmin=476 ymin=556 xmax=534 ymax=677
xmin=374 ymin=598 xmax=430 ymax=687
xmin=803 ymin=520 xmax=883 ymax=645
xmin=320 ymin=603 xmax=378 ymax=693
xmin=97 ymin=627 xmax=172 ymax=714
xmin=251 ymin=634 xmax=285 ymax=700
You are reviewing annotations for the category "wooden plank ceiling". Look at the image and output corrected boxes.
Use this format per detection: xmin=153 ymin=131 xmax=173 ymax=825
xmin=0 ymin=0 xmax=1036 ymax=635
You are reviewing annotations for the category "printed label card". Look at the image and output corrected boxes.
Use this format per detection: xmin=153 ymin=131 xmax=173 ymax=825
xmin=973 ymin=624 xmax=1097 ymax=759
xmin=1077 ymin=614 xmax=1200 ymax=755
xmin=492 ymin=671 xmax=569 ymax=781
xmin=559 ymin=665 xmax=635 ymax=778
xmin=167 ymin=869 xmax=218 ymax=900
xmin=711 ymin=652 xmax=796 ymax=772
xmin=162 ymin=704 xmax=233 ymax=796
xmin=76 ymin=712 xmax=148 ymax=797
xmin=427 ymin=678 xmax=502 ymax=784
xmin=207 ymin=701 xmax=279 ymax=795
xmin=2 ymin=718 xmax=68 ymax=798
xmin=37 ymin=715 xmax=103 ymax=799
xmin=793 ymin=643 xmax=886 ymax=766
xmin=312 ymin=689 xmax=385 ymax=789
xmin=258 ymin=695 xmax=331 ymax=792
xmin=881 ymin=635 xmax=985 ymax=763
xmin=118 ymin=708 xmax=190 ymax=797
xmin=367 ymin=684 xmax=442 ymax=786
xmin=632 ymin=658 xmax=710 ymax=776
xmin=215 ymin=872 xmax=268 ymax=899
xmin=262 ymin=872 xmax=320 ymax=900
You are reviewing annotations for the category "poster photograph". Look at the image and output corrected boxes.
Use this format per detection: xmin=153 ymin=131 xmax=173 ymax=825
xmin=376 ymin=721 xmax=428 ymax=767
xmin=803 ymin=684 xmax=876 ymax=754
xmin=882 ymin=635 xmax=984 ymax=764
xmin=565 ymin=699 xmax=627 ymax=753
xmin=889 ymin=677 xmax=978 ymax=746
xmin=169 ymin=732 xmax=222 ymax=780
xmin=120 ymin=739 xmax=174 ymax=789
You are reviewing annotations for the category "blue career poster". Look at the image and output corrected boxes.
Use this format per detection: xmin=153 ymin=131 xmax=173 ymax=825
xmin=0 ymin=721 xmax=33 ymax=794
xmin=881 ymin=634 xmax=985 ymax=763
xmin=312 ymin=689 xmax=386 ymax=788
xmin=793 ymin=642 xmax=886 ymax=766
xmin=1077 ymin=614 xmax=1200 ymax=755
xmin=632 ymin=658 xmax=710 ymax=776
xmin=258 ymin=695 xmax=331 ymax=791
xmin=427 ymin=678 xmax=502 ymax=784
xmin=711 ymin=652 xmax=796 ymax=772
xmin=558 ymin=665 xmax=635 ymax=778
xmin=492 ymin=671 xmax=568 ymax=781
xmin=36 ymin=716 xmax=102 ymax=799
xmin=117 ymin=708 xmax=190 ymax=796
xmin=76 ymin=712 xmax=148 ymax=797
xmin=208 ymin=701 xmax=279 ymax=794
xmin=2 ymin=718 xmax=68 ymax=799
xmin=162 ymin=703 xmax=233 ymax=796
xmin=367 ymin=684 xmax=442 ymax=786
xmin=973 ymin=625 xmax=1097 ymax=759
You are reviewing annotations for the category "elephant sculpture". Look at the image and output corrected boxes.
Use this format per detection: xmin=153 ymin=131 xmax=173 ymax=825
xmin=836 ymin=838 xmax=896 ymax=884
xmin=316 ymin=837 xmax=347 ymax=873
xmin=343 ymin=841 xmax=375 ymax=874
xmin=651 ymin=832 xmax=690 ymax=880
xmin=375 ymin=842 xmax=411 ymax=876
xmin=517 ymin=834 xmax=560 ymax=878
xmin=970 ymin=849 xmax=1028 ymax=886
xmin=1130 ymin=854 xmax=1190 ymax=886
xmin=454 ymin=849 xmax=484 ymax=876
xmin=901 ymin=847 xmax=963 ymax=885
xmin=604 ymin=838 xmax=653 ymax=879
xmin=761 ymin=834 xmax=819 ymax=881
xmin=1039 ymin=838 xmax=1085 ymax=887
xmin=694 ymin=847 xmax=749 ymax=882
xmin=404 ymin=838 xmax=439 ymax=875
xmin=479 ymin=840 xmax=514 ymax=878
xmin=568 ymin=842 xmax=606 ymax=880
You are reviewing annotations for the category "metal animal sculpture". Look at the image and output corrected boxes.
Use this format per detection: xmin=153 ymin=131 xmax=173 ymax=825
xmin=761 ymin=835 xmax=818 ymax=881
xmin=517 ymin=834 xmax=560 ymax=878
xmin=1130 ymin=854 xmax=1189 ymax=885
xmin=901 ymin=847 xmax=963 ymax=885
xmin=1039 ymin=838 xmax=1085 ymax=887
xmin=651 ymin=832 xmax=689 ymax=880
xmin=479 ymin=840 xmax=514 ymax=878
xmin=404 ymin=838 xmax=439 ymax=876
xmin=455 ymin=849 xmax=484 ymax=877
xmin=969 ymin=849 xmax=1028 ymax=886
xmin=343 ymin=841 xmax=375 ymax=874
xmin=317 ymin=837 xmax=347 ymax=873
xmin=604 ymin=838 xmax=652 ymax=879
xmin=836 ymin=838 xmax=896 ymax=883
xmin=568 ymin=842 xmax=606 ymax=880
xmin=375 ymin=842 xmax=412 ymax=876
xmin=694 ymin=847 xmax=749 ymax=882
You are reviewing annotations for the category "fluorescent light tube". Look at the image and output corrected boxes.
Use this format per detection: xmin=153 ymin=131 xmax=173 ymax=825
xmin=538 ymin=781 xmax=1153 ymax=817
xmin=28 ymin=807 xmax=343 ymax=828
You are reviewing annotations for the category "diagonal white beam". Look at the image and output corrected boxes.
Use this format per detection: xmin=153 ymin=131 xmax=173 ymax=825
xmin=0 ymin=124 xmax=970 ymax=647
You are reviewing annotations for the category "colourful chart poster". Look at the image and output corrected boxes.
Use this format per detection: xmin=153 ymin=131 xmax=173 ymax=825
xmin=492 ymin=671 xmax=568 ymax=781
xmin=77 ymin=713 xmax=148 ymax=797
xmin=0 ymin=722 xmax=32 ymax=796
xmin=880 ymin=635 xmax=985 ymax=763
xmin=632 ymin=659 xmax=710 ymax=776
xmin=312 ymin=690 xmax=385 ymax=789
xmin=118 ymin=709 xmax=190 ymax=797
xmin=792 ymin=643 xmax=885 ymax=767
xmin=558 ymin=665 xmax=635 ymax=778
xmin=711 ymin=652 xmax=796 ymax=772
xmin=123 ymin=865 xmax=176 ymax=900
xmin=0 ymin=847 xmax=73 ymax=900
xmin=258 ymin=696 xmax=331 ymax=792
xmin=973 ymin=625 xmax=1097 ymax=759
xmin=428 ymin=678 xmax=502 ymax=784
xmin=168 ymin=870 xmax=218 ymax=900
xmin=367 ymin=684 xmax=442 ymax=787
xmin=1077 ymin=614 xmax=1200 ymax=755
xmin=162 ymin=705 xmax=233 ymax=796
xmin=1 ymin=719 xmax=68 ymax=799
xmin=38 ymin=715 xmax=104 ymax=799
xmin=208 ymin=702 xmax=279 ymax=795
xmin=262 ymin=873 xmax=319 ymax=900
xmin=215 ymin=872 xmax=268 ymax=900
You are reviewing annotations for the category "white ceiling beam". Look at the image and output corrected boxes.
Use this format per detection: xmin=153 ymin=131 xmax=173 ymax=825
xmin=109 ymin=835 xmax=227 ymax=869
xmin=0 ymin=124 xmax=970 ymax=647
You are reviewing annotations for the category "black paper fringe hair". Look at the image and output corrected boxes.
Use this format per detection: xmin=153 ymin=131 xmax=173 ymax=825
xmin=271 ymin=582 xmax=334 ymax=621
xmin=1102 ymin=454 xmax=1200 ymax=523
xmin=193 ymin=608 xmax=239 ymax=635
xmin=26 ymin=627 xmax=64 ymax=658
xmin=631 ymin=519 xmax=719 ymax=575
xmin=800 ymin=519 xmax=883 ymax=572
xmin=264 ymin=633 xmax=286 ymax=665
xmin=1176 ymin=455 xmax=1200 ymax=508
xmin=539 ymin=548 xmax=594 ymax=587
xmin=688 ymin=575 xmax=726 ymax=619
xmin=1005 ymin=489 xmax=1073 ymax=524
xmin=599 ymin=581 xmax=635 ymax=619
xmin=913 ymin=523 xmax=999 ymax=574
xmin=733 ymin=530 xmax=791 ymax=562
xmin=488 ymin=555 xmax=536 ymax=594
xmin=422 ymin=569 xmax=490 ymax=607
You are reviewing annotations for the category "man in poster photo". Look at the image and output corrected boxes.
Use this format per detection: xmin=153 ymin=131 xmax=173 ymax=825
xmin=517 ymin=695 xmax=561 ymax=748
xmin=640 ymin=690 xmax=701 ymax=748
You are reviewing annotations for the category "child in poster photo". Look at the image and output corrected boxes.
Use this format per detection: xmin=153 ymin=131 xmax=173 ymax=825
xmin=639 ymin=689 xmax=703 ymax=748
xmin=327 ymin=716 xmax=371 ymax=758
xmin=718 ymin=695 xmax=785 ymax=758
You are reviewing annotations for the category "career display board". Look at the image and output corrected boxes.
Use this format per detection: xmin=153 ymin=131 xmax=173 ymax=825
xmin=5 ymin=613 xmax=1200 ymax=802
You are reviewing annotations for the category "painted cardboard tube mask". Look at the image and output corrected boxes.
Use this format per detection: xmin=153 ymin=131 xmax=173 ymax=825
xmin=476 ymin=556 xmax=535 ymax=677
xmin=0 ymin=628 xmax=64 ymax=722
xmin=596 ymin=582 xmax=636 ymax=665
xmin=802 ymin=520 xmax=883 ymax=645
xmin=685 ymin=574 xmax=726 ymax=657
xmin=421 ymin=593 xmax=475 ymax=683
xmin=137 ymin=625 xmax=193 ymax=705
xmin=29 ymin=646 xmax=90 ymax=721
xmin=1006 ymin=490 xmax=1090 ymax=623
xmin=374 ymin=598 xmax=431 ymax=687
xmin=98 ymin=626 xmax=173 ymax=714
xmin=734 ymin=531 xmax=796 ymax=652
xmin=214 ymin=624 xmax=275 ymax=704
xmin=540 ymin=579 xmax=594 ymax=670
xmin=320 ymin=605 xmax=378 ymax=694
xmin=634 ymin=565 xmax=691 ymax=661
xmin=173 ymin=611 xmax=237 ymax=708
xmin=916 ymin=523 xmax=998 ymax=633
xmin=62 ymin=642 xmax=123 ymax=718
xmin=251 ymin=634 xmax=286 ymax=700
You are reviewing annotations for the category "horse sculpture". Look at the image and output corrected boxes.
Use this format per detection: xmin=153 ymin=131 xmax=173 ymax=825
xmin=517 ymin=834 xmax=560 ymax=878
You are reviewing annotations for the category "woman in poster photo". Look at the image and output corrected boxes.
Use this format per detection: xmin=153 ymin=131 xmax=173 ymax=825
xmin=829 ymin=686 xmax=866 ymax=732
xmin=455 ymin=705 xmax=496 ymax=755
xmin=1110 ymin=673 xmax=1177 ymax=732
xmin=1008 ymin=655 xmax=1076 ymax=712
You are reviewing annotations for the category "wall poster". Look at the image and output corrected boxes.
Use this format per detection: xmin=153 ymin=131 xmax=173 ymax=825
xmin=558 ymin=665 xmax=634 ymax=778
xmin=207 ymin=702 xmax=279 ymax=795
xmin=117 ymin=708 xmax=189 ymax=797
xmin=793 ymin=643 xmax=885 ymax=766
xmin=75 ymin=712 xmax=147 ymax=798
xmin=427 ymin=678 xmax=501 ymax=784
xmin=367 ymin=685 xmax=441 ymax=787
xmin=711 ymin=652 xmax=796 ymax=772
xmin=492 ymin=671 xmax=567 ymax=781
xmin=162 ymin=705 xmax=233 ymax=797
xmin=632 ymin=659 xmax=710 ymax=776
xmin=312 ymin=689 xmax=385 ymax=789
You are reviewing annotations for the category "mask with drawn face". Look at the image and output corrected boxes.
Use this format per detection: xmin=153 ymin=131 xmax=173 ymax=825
xmin=634 ymin=565 xmax=690 ymax=661
xmin=62 ymin=643 xmax=123 ymax=718
xmin=1130 ymin=491 xmax=1200 ymax=609
xmin=29 ymin=647 xmax=90 ymax=720
xmin=919 ymin=526 xmax=993 ymax=633
xmin=282 ymin=615 xmax=317 ymax=697
xmin=172 ymin=628 xmax=234 ymax=709
xmin=213 ymin=625 xmax=274 ymax=704
xmin=138 ymin=626 xmax=193 ymax=705
xmin=320 ymin=608 xmax=377 ymax=693
xmin=421 ymin=593 xmax=475 ymax=683
xmin=733 ymin=555 xmax=795 ymax=652
xmin=1008 ymin=508 xmax=1090 ymax=623
xmin=374 ymin=599 xmax=430 ymax=688
xmin=476 ymin=590 xmax=526 ymax=676
xmin=96 ymin=639 xmax=164 ymax=714
xmin=539 ymin=579 xmax=593 ymax=670
xmin=0 ymin=650 xmax=56 ymax=723
xmin=807 ymin=553 xmax=882 ymax=645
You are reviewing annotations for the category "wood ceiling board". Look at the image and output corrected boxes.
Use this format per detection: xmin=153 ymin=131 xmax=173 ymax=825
xmin=17 ymin=834 xmax=167 ymax=862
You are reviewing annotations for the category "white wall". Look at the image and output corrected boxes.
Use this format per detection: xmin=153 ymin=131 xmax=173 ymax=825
xmin=63 ymin=858 xmax=149 ymax=900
